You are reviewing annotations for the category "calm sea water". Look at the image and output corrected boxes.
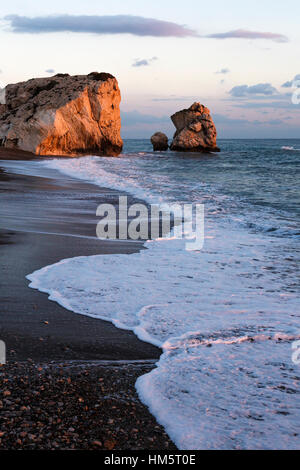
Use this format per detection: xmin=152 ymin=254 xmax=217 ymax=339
xmin=27 ymin=139 xmax=300 ymax=449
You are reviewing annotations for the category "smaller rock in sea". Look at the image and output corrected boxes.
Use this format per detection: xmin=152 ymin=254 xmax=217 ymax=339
xmin=151 ymin=132 xmax=169 ymax=151
xmin=170 ymin=102 xmax=220 ymax=153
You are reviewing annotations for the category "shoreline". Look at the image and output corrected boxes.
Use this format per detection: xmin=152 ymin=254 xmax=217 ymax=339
xmin=0 ymin=157 xmax=176 ymax=450
xmin=0 ymin=147 xmax=37 ymax=160
xmin=0 ymin=360 xmax=176 ymax=450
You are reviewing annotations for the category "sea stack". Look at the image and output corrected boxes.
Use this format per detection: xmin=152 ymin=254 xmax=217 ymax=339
xmin=170 ymin=102 xmax=220 ymax=153
xmin=0 ymin=72 xmax=123 ymax=157
xmin=151 ymin=132 xmax=169 ymax=151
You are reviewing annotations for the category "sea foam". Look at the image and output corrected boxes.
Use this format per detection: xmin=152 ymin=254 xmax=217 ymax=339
xmin=26 ymin=153 xmax=300 ymax=449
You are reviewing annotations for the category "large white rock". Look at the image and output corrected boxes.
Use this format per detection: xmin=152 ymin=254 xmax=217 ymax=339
xmin=0 ymin=72 xmax=123 ymax=157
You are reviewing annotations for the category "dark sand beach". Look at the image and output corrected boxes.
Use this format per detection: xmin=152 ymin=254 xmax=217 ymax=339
xmin=0 ymin=157 xmax=176 ymax=450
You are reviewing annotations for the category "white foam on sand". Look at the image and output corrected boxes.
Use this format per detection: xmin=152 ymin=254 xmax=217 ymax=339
xmin=26 ymin=156 xmax=300 ymax=450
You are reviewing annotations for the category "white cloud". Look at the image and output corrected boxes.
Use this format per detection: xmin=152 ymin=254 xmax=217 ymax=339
xmin=215 ymin=68 xmax=230 ymax=74
xmin=229 ymin=83 xmax=278 ymax=98
xmin=132 ymin=57 xmax=158 ymax=68
xmin=4 ymin=14 xmax=197 ymax=38
xmin=207 ymin=29 xmax=288 ymax=43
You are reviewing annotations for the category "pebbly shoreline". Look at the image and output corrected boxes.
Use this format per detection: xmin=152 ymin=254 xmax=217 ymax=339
xmin=0 ymin=158 xmax=176 ymax=450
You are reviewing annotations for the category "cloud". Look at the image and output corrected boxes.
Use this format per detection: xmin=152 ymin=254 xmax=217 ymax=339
xmin=215 ymin=68 xmax=230 ymax=74
xmin=121 ymin=110 xmax=298 ymax=139
xmin=229 ymin=83 xmax=278 ymax=98
xmin=281 ymin=74 xmax=300 ymax=88
xmin=207 ymin=29 xmax=288 ymax=43
xmin=121 ymin=110 xmax=172 ymax=138
xmin=214 ymin=113 xmax=285 ymax=127
xmin=3 ymin=15 xmax=289 ymax=45
xmin=267 ymin=119 xmax=284 ymax=125
xmin=132 ymin=59 xmax=149 ymax=67
xmin=152 ymin=95 xmax=198 ymax=102
xmin=45 ymin=68 xmax=55 ymax=74
xmin=226 ymin=91 xmax=297 ymax=109
xmin=4 ymin=14 xmax=197 ymax=38
xmin=225 ymin=83 xmax=298 ymax=110
xmin=213 ymin=113 xmax=251 ymax=126
xmin=132 ymin=57 xmax=158 ymax=67
xmin=121 ymin=110 xmax=169 ymax=126
xmin=231 ymin=100 xmax=297 ymax=110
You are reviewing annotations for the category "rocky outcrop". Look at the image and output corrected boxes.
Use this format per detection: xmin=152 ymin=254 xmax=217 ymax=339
xmin=170 ymin=102 xmax=220 ymax=153
xmin=151 ymin=132 xmax=169 ymax=151
xmin=0 ymin=72 xmax=123 ymax=157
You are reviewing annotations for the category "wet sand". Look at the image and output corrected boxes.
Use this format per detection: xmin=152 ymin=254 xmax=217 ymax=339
xmin=0 ymin=147 xmax=38 ymax=160
xmin=0 ymin=160 xmax=176 ymax=450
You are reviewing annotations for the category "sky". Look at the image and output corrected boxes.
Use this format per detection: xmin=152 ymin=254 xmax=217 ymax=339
xmin=0 ymin=0 xmax=299 ymax=138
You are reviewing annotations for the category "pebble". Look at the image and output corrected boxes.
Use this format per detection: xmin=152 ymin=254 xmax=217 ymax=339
xmin=0 ymin=361 xmax=176 ymax=450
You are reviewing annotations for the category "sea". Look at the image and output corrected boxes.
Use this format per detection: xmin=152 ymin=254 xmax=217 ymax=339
xmin=26 ymin=139 xmax=300 ymax=450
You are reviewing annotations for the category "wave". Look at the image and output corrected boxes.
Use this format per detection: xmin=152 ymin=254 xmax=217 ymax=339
xmin=281 ymin=146 xmax=300 ymax=151
xmin=26 ymin=235 xmax=300 ymax=449
xmin=26 ymin=154 xmax=300 ymax=449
